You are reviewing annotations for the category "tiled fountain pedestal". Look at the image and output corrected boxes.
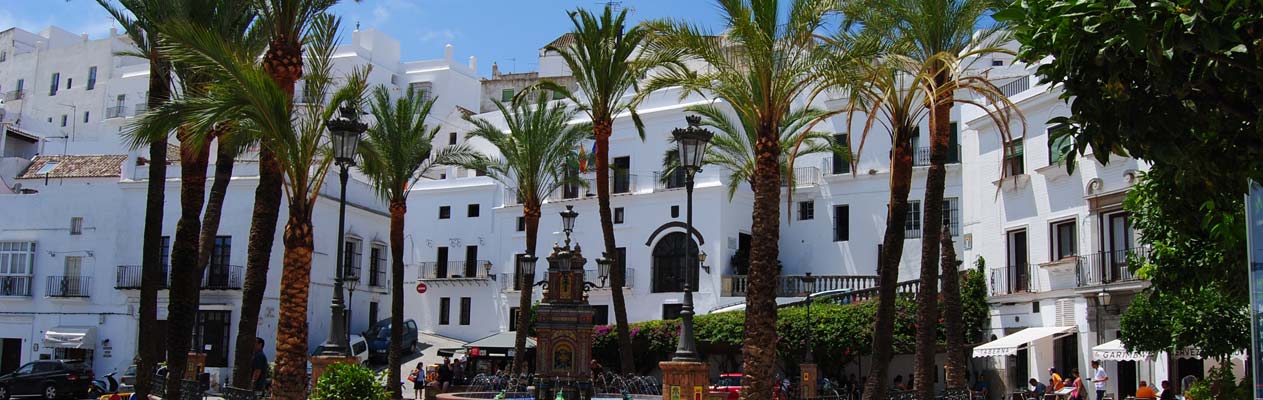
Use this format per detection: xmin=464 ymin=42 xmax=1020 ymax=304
xmin=659 ymin=361 xmax=709 ymax=400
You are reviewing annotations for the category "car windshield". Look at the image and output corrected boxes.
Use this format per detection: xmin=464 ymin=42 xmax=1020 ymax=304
xmin=716 ymin=376 xmax=741 ymax=387
xmin=366 ymin=324 xmax=390 ymax=339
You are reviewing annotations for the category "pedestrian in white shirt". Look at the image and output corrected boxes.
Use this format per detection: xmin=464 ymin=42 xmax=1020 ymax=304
xmin=1091 ymin=360 xmax=1108 ymax=400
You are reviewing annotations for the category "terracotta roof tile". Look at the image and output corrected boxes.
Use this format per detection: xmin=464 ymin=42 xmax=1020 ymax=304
xmin=18 ymin=154 xmax=127 ymax=179
xmin=544 ymin=33 xmax=575 ymax=50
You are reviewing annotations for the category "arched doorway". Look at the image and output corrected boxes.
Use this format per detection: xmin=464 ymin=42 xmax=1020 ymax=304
xmin=651 ymin=232 xmax=699 ymax=293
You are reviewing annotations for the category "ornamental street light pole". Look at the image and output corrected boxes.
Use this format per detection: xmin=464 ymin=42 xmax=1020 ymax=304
xmin=318 ymin=104 xmax=366 ymax=357
xmin=671 ymin=115 xmax=713 ymax=362
xmin=802 ymin=272 xmax=817 ymax=363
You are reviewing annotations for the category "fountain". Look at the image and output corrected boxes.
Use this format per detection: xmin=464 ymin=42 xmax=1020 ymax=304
xmin=438 ymin=207 xmax=662 ymax=400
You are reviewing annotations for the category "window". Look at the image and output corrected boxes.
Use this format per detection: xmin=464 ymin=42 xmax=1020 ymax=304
xmin=409 ymin=81 xmax=432 ymax=103
xmin=82 ymin=111 xmax=89 ymax=123
xmin=943 ymin=197 xmax=961 ymax=236
xmin=509 ymin=307 xmax=520 ymax=331
xmin=905 ymin=200 xmax=923 ymax=238
xmin=948 ymin=122 xmax=960 ymax=164
xmin=1004 ymin=138 xmax=1025 ymax=175
xmin=435 ymin=247 xmax=449 ymax=278
xmin=832 ymin=133 xmax=850 ymax=174
xmin=516 ymin=217 xmax=526 ymax=232
xmin=63 ymin=256 xmax=83 ymax=277
xmin=651 ymin=232 xmax=699 ymax=293
xmin=194 ymin=310 xmax=232 ymax=367
xmin=65 ymin=78 xmax=72 ymax=89
xmin=0 ymin=241 xmax=35 ymax=277
xmin=798 ymin=201 xmax=815 ymax=220
xmin=160 ymin=236 xmax=170 ymax=268
xmin=448 ymin=132 xmax=457 ymax=145
xmin=1032 ymin=301 xmax=1040 ymax=313
xmin=1051 ymin=219 xmax=1077 ymax=260
xmin=439 ymin=297 xmax=451 ymax=325
xmin=501 ymin=88 xmax=514 ymax=102
xmin=369 ymin=244 xmax=386 ymax=287
xmin=592 ymin=305 xmax=610 ymax=326
xmin=992 ymin=59 xmax=1004 ymax=67
xmin=467 ymin=204 xmax=480 ymax=218
xmin=36 ymin=161 xmax=58 ymax=175
xmin=671 ymin=205 xmax=679 ymax=218
xmin=60 ymin=115 xmax=67 ymax=127
xmin=0 ymin=51 xmax=5 ymax=62
xmin=1048 ymin=125 xmax=1072 ymax=165
xmin=439 ymin=206 xmax=451 ymax=219
xmin=70 ymin=217 xmax=83 ymax=235
xmin=459 ymin=297 xmax=471 ymax=325
xmin=344 ymin=239 xmax=362 ymax=282
xmin=834 ymin=205 xmax=849 ymax=241
xmin=662 ymin=304 xmax=684 ymax=320
xmin=1006 ymin=229 xmax=1029 ymax=293
xmin=368 ymin=302 xmax=379 ymax=327
xmin=614 ymin=207 xmax=624 ymax=224
xmin=87 ymin=66 xmax=97 ymax=90
xmin=16 ymin=79 xmax=23 ymax=93
xmin=612 ymin=156 xmax=630 ymax=194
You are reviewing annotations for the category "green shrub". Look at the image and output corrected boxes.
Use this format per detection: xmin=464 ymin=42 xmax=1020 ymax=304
xmin=311 ymin=362 xmax=391 ymax=400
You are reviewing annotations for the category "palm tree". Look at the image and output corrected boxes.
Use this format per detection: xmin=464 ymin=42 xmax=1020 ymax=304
xmin=231 ymin=0 xmax=343 ymax=388
xmin=149 ymin=13 xmax=368 ymax=399
xmin=357 ymin=85 xmax=484 ymax=400
xmin=466 ymin=93 xmax=589 ymax=374
xmin=641 ymin=0 xmax=834 ymax=396
xmin=660 ymin=103 xmax=844 ymax=208
xmin=522 ymin=6 xmax=656 ymax=371
xmin=95 ymin=1 xmax=183 ymax=396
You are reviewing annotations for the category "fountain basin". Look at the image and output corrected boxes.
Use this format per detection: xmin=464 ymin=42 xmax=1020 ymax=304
xmin=437 ymin=393 xmax=660 ymax=400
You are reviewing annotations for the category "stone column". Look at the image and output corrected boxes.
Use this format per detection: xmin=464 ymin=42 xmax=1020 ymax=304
xmin=309 ymin=355 xmax=359 ymax=387
xmin=801 ymin=363 xmax=818 ymax=399
xmin=185 ymin=352 xmax=207 ymax=380
xmin=661 ymin=361 xmax=709 ymax=400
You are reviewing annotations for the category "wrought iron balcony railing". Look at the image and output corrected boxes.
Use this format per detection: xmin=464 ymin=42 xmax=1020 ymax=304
xmin=417 ymin=260 xmax=493 ymax=280
xmin=0 ymin=276 xmax=32 ymax=297
xmin=47 ymin=276 xmax=91 ymax=298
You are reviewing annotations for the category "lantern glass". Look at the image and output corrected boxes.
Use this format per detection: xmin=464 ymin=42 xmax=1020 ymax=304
xmin=596 ymin=256 xmax=612 ymax=282
xmin=672 ymin=117 xmax=714 ymax=171
xmin=560 ymin=205 xmax=578 ymax=233
xmin=516 ymin=254 xmax=537 ymax=277
xmin=1097 ymin=291 xmax=1112 ymax=306
xmin=331 ymin=129 xmax=361 ymax=164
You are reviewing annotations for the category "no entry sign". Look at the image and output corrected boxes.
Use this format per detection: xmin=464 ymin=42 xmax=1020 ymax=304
xmin=415 ymin=281 xmax=428 ymax=294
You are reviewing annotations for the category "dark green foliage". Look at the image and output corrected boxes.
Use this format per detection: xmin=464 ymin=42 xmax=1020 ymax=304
xmin=960 ymin=261 xmax=989 ymax=344
xmin=311 ymin=363 xmax=391 ymax=400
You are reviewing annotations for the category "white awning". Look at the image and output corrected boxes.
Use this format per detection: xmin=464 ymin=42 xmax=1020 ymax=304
xmin=1171 ymin=348 xmax=1248 ymax=361
xmin=1093 ymin=339 xmax=1150 ymax=361
xmin=43 ymin=326 xmax=96 ymax=349
xmin=973 ymin=326 xmax=1076 ymax=358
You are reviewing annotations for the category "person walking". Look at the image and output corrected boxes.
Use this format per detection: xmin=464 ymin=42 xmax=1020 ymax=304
xmin=1091 ymin=361 xmax=1109 ymax=400
xmin=1069 ymin=369 xmax=1084 ymax=400
xmin=409 ymin=362 xmax=425 ymax=399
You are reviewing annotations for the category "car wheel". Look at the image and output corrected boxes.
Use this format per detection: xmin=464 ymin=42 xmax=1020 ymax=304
xmin=0 ymin=385 xmax=9 ymax=400
xmin=42 ymin=384 xmax=56 ymax=400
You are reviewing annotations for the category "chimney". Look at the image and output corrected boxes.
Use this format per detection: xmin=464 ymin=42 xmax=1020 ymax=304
xmin=491 ymin=62 xmax=500 ymax=78
xmin=468 ymin=56 xmax=477 ymax=73
xmin=444 ymin=44 xmax=453 ymax=61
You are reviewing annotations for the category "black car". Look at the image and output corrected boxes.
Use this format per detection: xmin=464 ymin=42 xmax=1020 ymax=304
xmin=363 ymin=318 xmax=418 ymax=362
xmin=0 ymin=360 xmax=94 ymax=399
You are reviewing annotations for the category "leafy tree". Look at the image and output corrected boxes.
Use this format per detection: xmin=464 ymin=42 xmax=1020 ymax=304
xmin=960 ymin=259 xmax=989 ymax=345
xmin=642 ymin=1 xmax=834 ymax=395
xmin=466 ymin=94 xmax=588 ymax=374
xmin=1118 ymin=168 xmax=1249 ymax=359
xmin=357 ymin=85 xmax=483 ymax=399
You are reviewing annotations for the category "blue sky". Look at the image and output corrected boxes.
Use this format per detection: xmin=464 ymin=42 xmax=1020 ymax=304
xmin=1 ymin=0 xmax=731 ymax=78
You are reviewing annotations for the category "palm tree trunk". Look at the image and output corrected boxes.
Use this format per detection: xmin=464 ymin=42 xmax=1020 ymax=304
xmin=863 ymin=128 xmax=915 ymax=400
xmin=165 ymin=128 xmax=212 ymax=400
xmin=513 ymin=203 xmax=542 ymax=374
xmin=231 ymin=148 xmax=283 ymax=387
xmin=388 ymin=200 xmax=406 ymax=400
xmin=134 ymin=57 xmax=170 ymax=400
xmin=741 ymin=126 xmax=781 ymax=400
xmin=914 ymin=90 xmax=953 ymax=400
xmin=233 ymin=35 xmax=301 ymax=386
xmin=594 ymin=120 xmax=635 ymax=373
xmin=940 ymin=226 xmax=966 ymax=389
xmin=273 ymin=206 xmax=315 ymax=400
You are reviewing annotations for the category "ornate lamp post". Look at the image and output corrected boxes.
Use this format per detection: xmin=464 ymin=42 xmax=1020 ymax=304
xmin=671 ymin=115 xmax=713 ymax=362
xmin=318 ymin=104 xmax=366 ymax=357
xmin=802 ymin=272 xmax=817 ymax=363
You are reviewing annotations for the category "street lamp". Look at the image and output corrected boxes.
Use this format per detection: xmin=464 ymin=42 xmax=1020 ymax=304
xmin=1095 ymin=290 xmax=1112 ymax=344
xmin=801 ymin=272 xmax=817 ymax=363
xmin=671 ymin=115 xmax=713 ymax=362
xmin=318 ymin=103 xmax=367 ymax=357
xmin=517 ymin=254 xmax=538 ymax=289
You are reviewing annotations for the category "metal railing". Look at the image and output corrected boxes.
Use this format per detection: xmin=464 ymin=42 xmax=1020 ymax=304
xmin=782 ymin=166 xmax=821 ymax=187
xmin=997 ymin=76 xmax=1031 ymax=99
xmin=2 ymin=90 xmax=24 ymax=101
xmin=115 ymin=265 xmax=169 ymax=289
xmin=0 ymin=276 xmax=32 ymax=296
xmin=1077 ymin=247 xmax=1148 ymax=286
xmin=549 ymin=174 xmax=639 ymax=201
xmin=722 ymin=274 xmax=880 ymax=297
xmin=990 ymin=263 xmax=1039 ymax=295
xmin=133 ymin=103 xmax=148 ymax=116
xmin=46 ymin=276 xmax=91 ymax=297
xmin=584 ymin=268 xmax=634 ymax=290
xmin=106 ymin=106 xmax=126 ymax=119
xmin=822 ymin=156 xmax=851 ymax=175
xmin=201 ymin=265 xmax=244 ymax=290
xmin=502 ymin=189 xmax=520 ymax=206
xmin=654 ymin=170 xmax=688 ymax=191
xmin=417 ymin=260 xmax=493 ymax=280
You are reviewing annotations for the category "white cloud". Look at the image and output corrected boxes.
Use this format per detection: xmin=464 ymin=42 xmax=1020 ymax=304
xmin=418 ymin=29 xmax=456 ymax=43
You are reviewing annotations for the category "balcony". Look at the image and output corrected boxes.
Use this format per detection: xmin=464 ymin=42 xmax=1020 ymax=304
xmin=46 ymin=276 xmax=91 ymax=298
xmin=654 ymin=170 xmax=688 ymax=191
xmin=997 ymin=75 xmax=1032 ymax=99
xmin=106 ymin=106 xmax=126 ymax=119
xmin=781 ymin=167 xmax=821 ymax=187
xmin=989 ymin=263 xmax=1040 ymax=296
xmin=114 ymin=265 xmax=169 ymax=290
xmin=0 ymin=276 xmax=32 ymax=297
xmin=201 ymin=265 xmax=244 ymax=290
xmin=721 ymin=274 xmax=880 ymax=297
xmin=133 ymin=103 xmax=149 ymax=116
xmin=582 ymin=268 xmax=634 ymax=291
xmin=417 ymin=260 xmax=493 ymax=281
xmin=2 ymin=90 xmax=24 ymax=101
xmin=548 ymin=174 xmax=639 ymax=201
xmin=1077 ymin=248 xmax=1148 ymax=287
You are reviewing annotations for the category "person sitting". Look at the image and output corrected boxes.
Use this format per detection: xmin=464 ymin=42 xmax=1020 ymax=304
xmin=894 ymin=375 xmax=909 ymax=391
xmin=973 ymin=373 xmax=991 ymax=400
xmin=1135 ymin=380 xmax=1157 ymax=399
xmin=1029 ymin=378 xmax=1048 ymax=399
xmin=1159 ymin=381 xmax=1177 ymax=400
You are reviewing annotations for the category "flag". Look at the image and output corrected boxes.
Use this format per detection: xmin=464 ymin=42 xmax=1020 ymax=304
xmin=578 ymin=144 xmax=588 ymax=173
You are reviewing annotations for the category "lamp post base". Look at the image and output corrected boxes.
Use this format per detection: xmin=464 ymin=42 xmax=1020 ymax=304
xmin=800 ymin=363 xmax=818 ymax=399
xmin=309 ymin=355 xmax=359 ymax=387
xmin=660 ymin=360 xmax=709 ymax=400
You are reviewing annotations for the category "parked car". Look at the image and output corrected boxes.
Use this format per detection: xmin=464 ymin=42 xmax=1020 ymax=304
xmin=0 ymin=359 xmax=94 ymax=400
xmin=711 ymin=373 xmax=743 ymax=400
xmin=309 ymin=334 xmax=371 ymax=366
xmin=362 ymin=318 xmax=418 ymax=362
